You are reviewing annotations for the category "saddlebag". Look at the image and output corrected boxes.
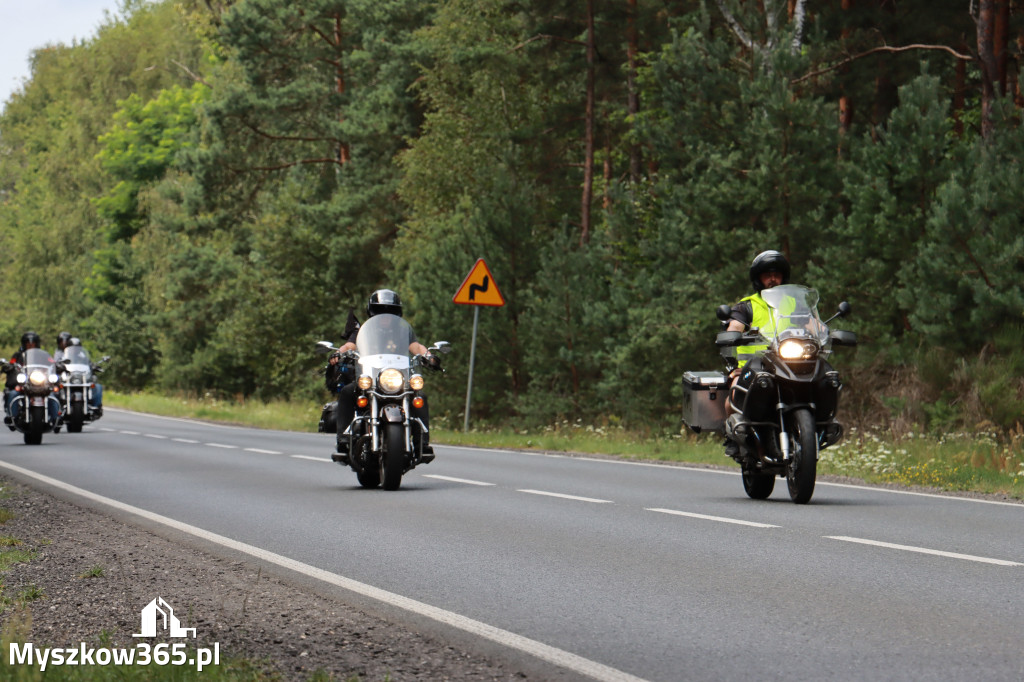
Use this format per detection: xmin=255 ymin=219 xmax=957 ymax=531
xmin=681 ymin=370 xmax=729 ymax=434
xmin=318 ymin=401 xmax=337 ymax=433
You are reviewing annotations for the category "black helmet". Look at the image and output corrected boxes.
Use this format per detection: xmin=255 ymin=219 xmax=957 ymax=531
xmin=367 ymin=289 xmax=403 ymax=318
xmin=749 ymin=250 xmax=790 ymax=291
xmin=57 ymin=331 xmax=73 ymax=350
xmin=20 ymin=331 xmax=41 ymax=350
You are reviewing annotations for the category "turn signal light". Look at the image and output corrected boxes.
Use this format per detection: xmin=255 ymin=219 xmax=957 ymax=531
xmin=357 ymin=396 xmax=368 ymax=408
xmin=412 ymin=397 xmax=424 ymax=409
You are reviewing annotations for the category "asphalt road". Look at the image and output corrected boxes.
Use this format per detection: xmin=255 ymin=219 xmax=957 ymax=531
xmin=2 ymin=409 xmax=1023 ymax=682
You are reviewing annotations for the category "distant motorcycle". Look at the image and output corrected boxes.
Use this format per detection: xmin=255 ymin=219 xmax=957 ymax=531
xmin=56 ymin=345 xmax=108 ymax=433
xmin=315 ymin=313 xmax=451 ymax=490
xmin=4 ymin=348 xmax=62 ymax=445
xmin=683 ymin=285 xmax=856 ymax=504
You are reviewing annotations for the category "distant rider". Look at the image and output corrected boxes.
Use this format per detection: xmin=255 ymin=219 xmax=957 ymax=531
xmin=334 ymin=289 xmax=439 ymax=457
xmin=4 ymin=331 xmax=43 ymax=424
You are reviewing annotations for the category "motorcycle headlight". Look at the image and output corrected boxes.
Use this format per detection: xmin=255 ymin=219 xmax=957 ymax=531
xmin=410 ymin=374 xmax=424 ymax=391
xmin=48 ymin=373 xmax=59 ymax=384
xmin=357 ymin=375 xmax=373 ymax=390
xmin=378 ymin=368 xmax=405 ymax=394
xmin=779 ymin=339 xmax=817 ymax=361
xmin=16 ymin=372 xmax=26 ymax=384
xmin=29 ymin=370 xmax=47 ymax=386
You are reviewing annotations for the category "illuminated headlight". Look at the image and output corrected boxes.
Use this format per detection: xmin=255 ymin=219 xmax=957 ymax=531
xmin=779 ymin=339 xmax=816 ymax=361
xmin=16 ymin=372 xmax=26 ymax=384
xmin=410 ymin=374 xmax=424 ymax=391
xmin=357 ymin=375 xmax=373 ymax=390
xmin=29 ymin=370 xmax=47 ymax=386
xmin=378 ymin=369 xmax=405 ymax=394
xmin=48 ymin=373 xmax=59 ymax=384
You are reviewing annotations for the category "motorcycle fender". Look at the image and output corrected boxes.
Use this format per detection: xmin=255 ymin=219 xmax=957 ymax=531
xmin=30 ymin=397 xmax=45 ymax=407
xmin=71 ymin=391 xmax=85 ymax=402
xmin=381 ymin=404 xmax=404 ymax=423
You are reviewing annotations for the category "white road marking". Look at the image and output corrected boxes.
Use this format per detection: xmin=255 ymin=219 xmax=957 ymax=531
xmin=646 ymin=508 xmax=780 ymax=529
xmin=518 ymin=489 xmax=613 ymax=504
xmin=144 ymin=434 xmax=167 ymax=439
xmin=0 ymin=460 xmax=650 ymax=682
xmin=120 ymin=430 xmax=139 ymax=435
xmin=245 ymin=448 xmax=282 ymax=455
xmin=422 ymin=474 xmax=495 ymax=486
xmin=291 ymin=455 xmax=330 ymax=462
xmin=826 ymin=536 xmax=1022 ymax=566
xmin=172 ymin=438 xmax=199 ymax=444
xmin=204 ymin=443 xmax=237 ymax=449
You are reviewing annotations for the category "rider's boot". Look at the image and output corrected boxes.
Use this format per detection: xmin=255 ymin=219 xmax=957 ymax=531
xmin=331 ymin=439 xmax=350 ymax=465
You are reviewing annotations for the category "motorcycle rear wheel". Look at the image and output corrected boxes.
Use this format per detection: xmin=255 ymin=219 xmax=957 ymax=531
xmin=786 ymin=409 xmax=818 ymax=504
xmin=381 ymin=423 xmax=406 ymax=491
xmin=742 ymin=466 xmax=775 ymax=499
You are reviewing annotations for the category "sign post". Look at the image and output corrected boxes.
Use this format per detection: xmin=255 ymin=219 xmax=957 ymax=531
xmin=453 ymin=258 xmax=505 ymax=432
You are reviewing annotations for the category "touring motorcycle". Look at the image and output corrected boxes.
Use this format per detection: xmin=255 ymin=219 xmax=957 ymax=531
xmin=682 ymin=285 xmax=856 ymax=504
xmin=56 ymin=345 xmax=108 ymax=432
xmin=4 ymin=348 xmax=62 ymax=445
xmin=315 ymin=313 xmax=451 ymax=490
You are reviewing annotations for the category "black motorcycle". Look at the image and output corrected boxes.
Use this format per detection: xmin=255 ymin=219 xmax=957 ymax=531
xmin=315 ymin=313 xmax=451 ymax=490
xmin=4 ymin=348 xmax=62 ymax=445
xmin=683 ymin=285 xmax=856 ymax=504
xmin=56 ymin=345 xmax=108 ymax=433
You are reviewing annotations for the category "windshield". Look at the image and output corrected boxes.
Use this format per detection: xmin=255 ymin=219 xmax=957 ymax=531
xmin=758 ymin=285 xmax=829 ymax=344
xmin=62 ymin=346 xmax=91 ymax=365
xmin=356 ymin=314 xmax=413 ymax=372
xmin=23 ymin=348 xmax=54 ymax=368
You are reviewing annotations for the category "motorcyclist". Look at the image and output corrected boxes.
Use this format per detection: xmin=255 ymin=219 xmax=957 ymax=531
xmin=721 ymin=250 xmax=791 ymax=457
xmin=334 ymin=289 xmax=439 ymax=457
xmin=4 ymin=331 xmax=44 ymax=424
xmin=54 ymin=331 xmax=73 ymax=363
xmin=71 ymin=337 xmax=104 ymax=418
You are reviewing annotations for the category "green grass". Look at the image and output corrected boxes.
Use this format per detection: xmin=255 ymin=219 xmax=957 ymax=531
xmin=105 ymin=391 xmax=1024 ymax=499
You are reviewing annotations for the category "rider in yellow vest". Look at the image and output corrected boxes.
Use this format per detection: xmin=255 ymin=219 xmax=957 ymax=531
xmin=722 ymin=250 xmax=790 ymax=457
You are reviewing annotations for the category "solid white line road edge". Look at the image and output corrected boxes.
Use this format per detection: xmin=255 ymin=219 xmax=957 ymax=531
xmin=0 ymin=460 xmax=650 ymax=682
xmin=826 ymin=535 xmax=1022 ymax=567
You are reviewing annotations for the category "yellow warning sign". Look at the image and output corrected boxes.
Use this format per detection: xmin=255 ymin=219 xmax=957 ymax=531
xmin=453 ymin=259 xmax=505 ymax=307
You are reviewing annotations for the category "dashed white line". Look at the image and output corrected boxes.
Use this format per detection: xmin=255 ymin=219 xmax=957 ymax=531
xmin=120 ymin=430 xmax=139 ymax=435
xmin=291 ymin=455 xmax=331 ymax=462
xmin=647 ymin=508 xmax=780 ymax=529
xmin=172 ymin=438 xmax=199 ymax=444
xmin=245 ymin=448 xmax=282 ymax=455
xmin=204 ymin=443 xmax=238 ymax=449
xmin=518 ymin=489 xmax=613 ymax=504
xmin=422 ymin=475 xmax=495 ymax=486
xmin=143 ymin=434 xmax=167 ymax=440
xmin=826 ymin=536 xmax=1022 ymax=567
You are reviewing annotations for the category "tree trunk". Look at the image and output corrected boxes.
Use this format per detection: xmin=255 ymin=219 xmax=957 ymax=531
xmin=334 ymin=15 xmax=350 ymax=164
xmin=580 ymin=0 xmax=596 ymax=245
xmin=627 ymin=0 xmax=642 ymax=183
xmin=977 ymin=0 xmax=999 ymax=138
xmin=837 ymin=0 xmax=854 ymax=158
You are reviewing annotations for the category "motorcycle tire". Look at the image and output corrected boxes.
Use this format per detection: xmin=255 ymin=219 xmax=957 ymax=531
xmin=786 ymin=408 xmax=818 ymax=504
xmin=24 ymin=406 xmax=45 ymax=445
xmin=67 ymin=402 xmax=85 ymax=433
xmin=742 ymin=466 xmax=775 ymax=500
xmin=381 ymin=423 xmax=406 ymax=491
xmin=356 ymin=468 xmax=381 ymax=488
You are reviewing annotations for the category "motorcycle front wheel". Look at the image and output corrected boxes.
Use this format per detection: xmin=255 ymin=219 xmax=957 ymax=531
xmin=742 ymin=465 xmax=775 ymax=499
xmin=67 ymin=401 xmax=85 ymax=433
xmin=24 ymin=405 xmax=45 ymax=445
xmin=381 ymin=423 xmax=406 ymax=491
xmin=786 ymin=408 xmax=818 ymax=504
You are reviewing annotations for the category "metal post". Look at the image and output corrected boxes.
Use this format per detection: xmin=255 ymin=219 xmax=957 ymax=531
xmin=463 ymin=306 xmax=479 ymax=432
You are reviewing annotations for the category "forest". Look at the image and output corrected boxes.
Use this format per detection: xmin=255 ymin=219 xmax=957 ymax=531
xmin=0 ymin=0 xmax=1022 ymax=437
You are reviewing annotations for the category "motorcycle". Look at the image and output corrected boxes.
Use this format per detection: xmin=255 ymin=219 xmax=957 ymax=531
xmin=682 ymin=285 xmax=856 ymax=504
xmin=315 ymin=313 xmax=451 ymax=490
xmin=56 ymin=346 xmax=108 ymax=433
xmin=4 ymin=348 xmax=63 ymax=445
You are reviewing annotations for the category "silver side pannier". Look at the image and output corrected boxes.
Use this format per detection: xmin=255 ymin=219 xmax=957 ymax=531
xmin=681 ymin=370 xmax=729 ymax=434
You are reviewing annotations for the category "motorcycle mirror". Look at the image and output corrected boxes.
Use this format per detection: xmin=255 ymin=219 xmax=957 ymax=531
xmin=55 ymin=361 xmax=66 ymax=373
xmin=100 ymin=355 xmax=111 ymax=363
xmin=838 ymin=301 xmax=851 ymax=317
xmin=433 ymin=341 xmax=453 ymax=354
xmin=314 ymin=341 xmax=335 ymax=355
xmin=716 ymin=305 xmax=732 ymax=322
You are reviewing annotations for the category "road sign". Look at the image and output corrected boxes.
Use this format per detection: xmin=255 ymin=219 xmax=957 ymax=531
xmin=453 ymin=258 xmax=505 ymax=307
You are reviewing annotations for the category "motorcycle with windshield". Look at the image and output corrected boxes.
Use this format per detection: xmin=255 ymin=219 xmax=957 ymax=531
xmin=56 ymin=346 xmax=108 ymax=433
xmin=682 ymin=285 xmax=856 ymax=504
xmin=315 ymin=313 xmax=451 ymax=490
xmin=4 ymin=348 xmax=62 ymax=445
